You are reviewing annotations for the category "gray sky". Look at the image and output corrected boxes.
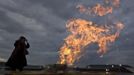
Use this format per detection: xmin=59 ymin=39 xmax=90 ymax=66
xmin=0 ymin=0 xmax=134 ymax=67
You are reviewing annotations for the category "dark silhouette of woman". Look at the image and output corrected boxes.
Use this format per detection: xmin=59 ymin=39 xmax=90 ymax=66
xmin=6 ymin=36 xmax=30 ymax=71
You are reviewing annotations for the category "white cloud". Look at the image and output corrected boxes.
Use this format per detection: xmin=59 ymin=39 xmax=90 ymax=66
xmin=0 ymin=57 xmax=6 ymax=62
xmin=6 ymin=11 xmax=45 ymax=31
xmin=0 ymin=0 xmax=17 ymax=8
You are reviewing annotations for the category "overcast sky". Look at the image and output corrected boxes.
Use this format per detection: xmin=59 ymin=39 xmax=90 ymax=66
xmin=0 ymin=0 xmax=134 ymax=67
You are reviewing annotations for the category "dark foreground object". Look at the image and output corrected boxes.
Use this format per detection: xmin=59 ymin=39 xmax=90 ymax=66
xmin=0 ymin=62 xmax=44 ymax=71
xmin=46 ymin=64 xmax=134 ymax=73
xmin=76 ymin=64 xmax=133 ymax=73
xmin=0 ymin=62 xmax=134 ymax=75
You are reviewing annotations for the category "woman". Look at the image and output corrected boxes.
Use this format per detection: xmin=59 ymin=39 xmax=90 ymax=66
xmin=6 ymin=36 xmax=30 ymax=71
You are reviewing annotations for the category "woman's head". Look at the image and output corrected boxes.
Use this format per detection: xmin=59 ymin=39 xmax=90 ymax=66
xmin=19 ymin=36 xmax=27 ymax=41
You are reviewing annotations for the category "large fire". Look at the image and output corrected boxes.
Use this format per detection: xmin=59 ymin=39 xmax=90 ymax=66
xmin=58 ymin=0 xmax=124 ymax=65
xmin=76 ymin=4 xmax=113 ymax=16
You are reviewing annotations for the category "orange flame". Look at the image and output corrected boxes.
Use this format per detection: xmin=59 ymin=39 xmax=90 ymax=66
xmin=105 ymin=0 xmax=120 ymax=7
xmin=77 ymin=0 xmax=120 ymax=16
xmin=77 ymin=4 xmax=113 ymax=16
xmin=58 ymin=19 xmax=124 ymax=65
xmin=58 ymin=0 xmax=123 ymax=65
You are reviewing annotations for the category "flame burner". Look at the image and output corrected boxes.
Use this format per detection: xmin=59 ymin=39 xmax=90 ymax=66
xmin=58 ymin=0 xmax=124 ymax=65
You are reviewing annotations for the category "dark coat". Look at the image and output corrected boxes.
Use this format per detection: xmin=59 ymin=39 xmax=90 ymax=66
xmin=6 ymin=40 xmax=30 ymax=69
